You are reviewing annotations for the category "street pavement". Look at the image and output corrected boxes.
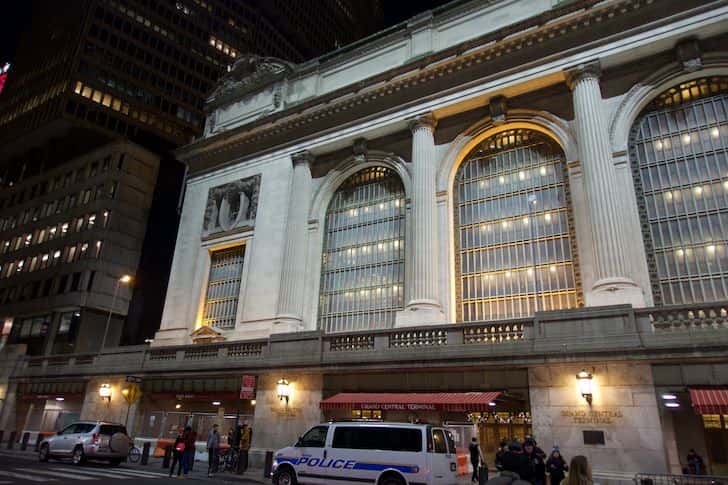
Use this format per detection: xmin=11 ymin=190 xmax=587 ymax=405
xmin=0 ymin=448 xmax=267 ymax=484
xmin=0 ymin=448 xmax=476 ymax=484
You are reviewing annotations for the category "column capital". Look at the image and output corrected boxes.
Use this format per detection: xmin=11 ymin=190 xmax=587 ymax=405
xmin=408 ymin=114 xmax=438 ymax=133
xmin=564 ymin=61 xmax=602 ymax=91
xmin=291 ymin=150 xmax=314 ymax=167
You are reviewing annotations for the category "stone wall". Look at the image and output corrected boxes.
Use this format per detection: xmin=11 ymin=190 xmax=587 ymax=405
xmin=529 ymin=363 xmax=667 ymax=474
xmin=250 ymin=373 xmax=322 ymax=463
xmin=80 ymin=377 xmax=139 ymax=431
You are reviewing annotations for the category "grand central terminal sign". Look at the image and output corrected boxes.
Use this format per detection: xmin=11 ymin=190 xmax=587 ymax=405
xmin=560 ymin=408 xmax=623 ymax=425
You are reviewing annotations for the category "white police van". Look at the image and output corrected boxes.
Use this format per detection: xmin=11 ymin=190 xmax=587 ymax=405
xmin=271 ymin=422 xmax=458 ymax=485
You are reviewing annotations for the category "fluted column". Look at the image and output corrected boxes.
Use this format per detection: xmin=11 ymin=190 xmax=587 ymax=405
xmin=398 ymin=115 xmax=445 ymax=325
xmin=566 ymin=62 xmax=644 ymax=306
xmin=276 ymin=151 xmax=313 ymax=329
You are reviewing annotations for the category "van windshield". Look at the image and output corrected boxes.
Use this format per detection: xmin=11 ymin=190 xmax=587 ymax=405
xmin=332 ymin=426 xmax=422 ymax=452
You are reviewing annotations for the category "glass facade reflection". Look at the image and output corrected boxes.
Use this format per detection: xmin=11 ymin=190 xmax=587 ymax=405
xmin=454 ymin=129 xmax=579 ymax=321
xmin=631 ymin=77 xmax=728 ymax=304
xmin=318 ymin=167 xmax=405 ymax=333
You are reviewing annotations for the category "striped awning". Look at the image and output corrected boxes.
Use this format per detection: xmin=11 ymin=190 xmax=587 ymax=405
xmin=320 ymin=392 xmax=502 ymax=412
xmin=689 ymin=389 xmax=728 ymax=415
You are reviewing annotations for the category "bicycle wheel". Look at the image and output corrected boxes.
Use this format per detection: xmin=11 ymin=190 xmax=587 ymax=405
xmin=128 ymin=446 xmax=141 ymax=463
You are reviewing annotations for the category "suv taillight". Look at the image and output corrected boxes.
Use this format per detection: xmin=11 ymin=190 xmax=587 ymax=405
xmin=92 ymin=433 xmax=99 ymax=444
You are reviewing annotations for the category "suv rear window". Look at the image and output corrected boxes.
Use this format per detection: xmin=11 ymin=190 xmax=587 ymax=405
xmin=99 ymin=425 xmax=127 ymax=436
xmin=333 ymin=426 xmax=422 ymax=452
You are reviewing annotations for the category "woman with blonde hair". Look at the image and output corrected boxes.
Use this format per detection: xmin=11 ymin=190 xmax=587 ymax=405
xmin=561 ymin=455 xmax=592 ymax=485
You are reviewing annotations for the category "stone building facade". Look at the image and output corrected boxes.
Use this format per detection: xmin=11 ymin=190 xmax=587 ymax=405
xmin=2 ymin=0 xmax=728 ymax=479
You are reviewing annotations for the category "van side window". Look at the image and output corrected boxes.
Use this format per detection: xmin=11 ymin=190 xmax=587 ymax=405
xmin=445 ymin=430 xmax=456 ymax=454
xmin=332 ymin=426 xmax=422 ymax=452
xmin=298 ymin=426 xmax=328 ymax=448
xmin=432 ymin=429 xmax=448 ymax=453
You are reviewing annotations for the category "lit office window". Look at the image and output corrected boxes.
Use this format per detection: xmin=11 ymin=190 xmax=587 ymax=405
xmin=631 ymin=77 xmax=728 ymax=304
xmin=203 ymin=246 xmax=245 ymax=329
xmin=454 ymin=129 xmax=579 ymax=322
xmin=318 ymin=167 xmax=406 ymax=333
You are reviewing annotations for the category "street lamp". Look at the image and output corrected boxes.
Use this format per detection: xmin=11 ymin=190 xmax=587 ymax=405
xmin=101 ymin=274 xmax=132 ymax=350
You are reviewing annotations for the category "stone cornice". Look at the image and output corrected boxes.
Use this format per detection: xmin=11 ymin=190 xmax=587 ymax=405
xmin=176 ymin=0 xmax=719 ymax=171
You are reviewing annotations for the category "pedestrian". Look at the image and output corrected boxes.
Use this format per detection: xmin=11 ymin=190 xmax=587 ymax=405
xmin=502 ymin=440 xmax=534 ymax=481
xmin=524 ymin=438 xmax=546 ymax=485
xmin=469 ymin=437 xmax=486 ymax=483
xmin=563 ymin=455 xmax=593 ymax=485
xmin=207 ymin=424 xmax=220 ymax=477
xmin=181 ymin=425 xmax=195 ymax=476
xmin=546 ymin=447 xmax=568 ymax=485
xmin=239 ymin=422 xmax=252 ymax=473
xmin=169 ymin=427 xmax=185 ymax=478
xmin=687 ymin=449 xmax=705 ymax=475
xmin=495 ymin=439 xmax=508 ymax=472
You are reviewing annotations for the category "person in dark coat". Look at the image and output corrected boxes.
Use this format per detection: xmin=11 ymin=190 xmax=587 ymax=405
xmin=181 ymin=426 xmax=196 ymax=476
xmin=469 ymin=437 xmax=486 ymax=483
xmin=501 ymin=440 xmax=534 ymax=480
xmin=546 ymin=447 xmax=568 ymax=485
xmin=168 ymin=427 xmax=185 ymax=477
xmin=495 ymin=439 xmax=509 ymax=472
xmin=524 ymin=438 xmax=546 ymax=485
xmin=687 ymin=449 xmax=705 ymax=475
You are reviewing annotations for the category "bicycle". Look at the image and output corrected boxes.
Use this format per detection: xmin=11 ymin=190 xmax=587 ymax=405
xmin=217 ymin=447 xmax=239 ymax=473
xmin=127 ymin=444 xmax=141 ymax=464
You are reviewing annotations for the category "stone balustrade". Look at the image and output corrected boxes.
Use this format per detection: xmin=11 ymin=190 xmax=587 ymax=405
xmin=9 ymin=303 xmax=728 ymax=379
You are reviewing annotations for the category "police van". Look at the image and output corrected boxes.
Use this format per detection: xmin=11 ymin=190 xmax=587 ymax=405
xmin=271 ymin=422 xmax=458 ymax=485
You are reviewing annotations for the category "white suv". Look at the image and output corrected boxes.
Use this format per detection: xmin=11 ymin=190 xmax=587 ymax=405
xmin=39 ymin=421 xmax=132 ymax=466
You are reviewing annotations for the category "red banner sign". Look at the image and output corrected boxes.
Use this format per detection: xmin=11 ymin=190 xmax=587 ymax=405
xmin=240 ymin=375 xmax=256 ymax=400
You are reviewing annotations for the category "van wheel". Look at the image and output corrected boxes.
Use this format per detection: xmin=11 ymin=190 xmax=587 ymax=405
xmin=276 ymin=467 xmax=297 ymax=485
xmin=39 ymin=443 xmax=49 ymax=462
xmin=379 ymin=474 xmax=405 ymax=485
xmin=72 ymin=446 xmax=87 ymax=465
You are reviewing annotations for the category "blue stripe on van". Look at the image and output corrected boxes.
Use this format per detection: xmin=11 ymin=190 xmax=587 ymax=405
xmin=352 ymin=463 xmax=419 ymax=474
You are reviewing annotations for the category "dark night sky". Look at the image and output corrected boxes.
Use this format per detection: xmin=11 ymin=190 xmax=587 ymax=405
xmin=0 ymin=1 xmax=451 ymax=64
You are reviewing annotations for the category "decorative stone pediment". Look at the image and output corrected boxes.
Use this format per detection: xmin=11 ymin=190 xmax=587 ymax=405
xmin=190 ymin=325 xmax=226 ymax=344
xmin=208 ymin=55 xmax=294 ymax=110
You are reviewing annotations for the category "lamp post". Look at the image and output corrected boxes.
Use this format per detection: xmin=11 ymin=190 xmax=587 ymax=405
xmin=101 ymin=274 xmax=132 ymax=350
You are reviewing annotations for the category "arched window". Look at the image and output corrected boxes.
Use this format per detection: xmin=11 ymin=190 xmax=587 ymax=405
xmin=454 ymin=129 xmax=579 ymax=322
xmin=318 ymin=167 xmax=405 ymax=332
xmin=630 ymin=77 xmax=728 ymax=304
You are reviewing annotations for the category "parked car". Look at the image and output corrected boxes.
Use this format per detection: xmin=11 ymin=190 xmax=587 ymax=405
xmin=271 ymin=422 xmax=458 ymax=485
xmin=38 ymin=421 xmax=132 ymax=466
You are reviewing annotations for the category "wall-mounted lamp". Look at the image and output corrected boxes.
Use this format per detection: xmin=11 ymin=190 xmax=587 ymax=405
xmin=277 ymin=378 xmax=290 ymax=405
xmin=175 ymin=403 xmax=182 ymax=409
xmin=251 ymin=399 xmax=257 ymax=406
xmin=576 ymin=369 xmax=593 ymax=405
xmin=99 ymin=383 xmax=112 ymax=402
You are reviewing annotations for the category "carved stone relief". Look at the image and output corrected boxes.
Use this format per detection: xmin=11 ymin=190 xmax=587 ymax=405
xmin=202 ymin=174 xmax=261 ymax=237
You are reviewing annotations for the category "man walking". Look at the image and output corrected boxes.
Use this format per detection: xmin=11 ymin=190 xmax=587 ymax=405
xmin=469 ymin=437 xmax=486 ymax=483
xmin=207 ymin=424 xmax=220 ymax=477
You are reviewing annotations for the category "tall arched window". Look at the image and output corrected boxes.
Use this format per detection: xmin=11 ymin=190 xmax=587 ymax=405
xmin=454 ymin=129 xmax=579 ymax=322
xmin=318 ymin=166 xmax=406 ymax=332
xmin=631 ymin=77 xmax=728 ymax=304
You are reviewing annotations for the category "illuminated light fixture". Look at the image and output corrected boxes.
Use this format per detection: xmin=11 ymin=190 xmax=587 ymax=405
xmin=99 ymin=384 xmax=112 ymax=402
xmin=682 ymin=134 xmax=691 ymax=145
xmin=661 ymin=394 xmax=678 ymax=400
xmin=694 ymin=186 xmax=703 ymax=196
xmin=522 ymin=217 xmax=529 ymax=225
xmin=655 ymin=140 xmax=663 ymax=150
xmin=526 ymin=269 xmax=534 ymax=276
xmin=707 ymin=245 xmax=716 ymax=255
xmin=576 ymin=369 xmax=594 ymax=405
xmin=505 ymin=271 xmax=512 ymax=278
xmin=251 ymin=400 xmax=256 ymax=406
xmin=665 ymin=402 xmax=680 ymax=408
xmin=540 ymin=166 xmax=547 ymax=176
xmin=175 ymin=403 xmax=182 ymax=409
xmin=488 ymin=402 xmax=497 ymax=407
xmin=518 ymin=171 xmax=525 ymax=180
xmin=712 ymin=128 xmax=720 ymax=138
xmin=723 ymin=181 xmax=728 ymax=191
xmin=550 ymin=265 xmax=557 ymax=273
xmin=544 ymin=213 xmax=552 ymax=222
xmin=212 ymin=401 xmax=221 ymax=406
xmin=676 ymin=249 xmax=685 ymax=258
xmin=499 ymin=176 xmax=505 ymax=184
xmin=55 ymin=397 xmax=65 ymax=401
xmin=277 ymin=378 xmax=291 ymax=405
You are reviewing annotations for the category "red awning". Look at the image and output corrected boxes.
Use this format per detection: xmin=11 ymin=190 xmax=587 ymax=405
xmin=690 ymin=389 xmax=728 ymax=415
xmin=320 ymin=392 xmax=502 ymax=412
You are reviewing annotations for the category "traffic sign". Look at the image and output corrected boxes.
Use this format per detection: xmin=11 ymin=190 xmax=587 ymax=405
xmin=122 ymin=383 xmax=142 ymax=405
xmin=126 ymin=375 xmax=143 ymax=384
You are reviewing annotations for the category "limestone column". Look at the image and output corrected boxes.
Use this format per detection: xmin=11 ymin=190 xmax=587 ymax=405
xmin=566 ymin=62 xmax=644 ymax=307
xmin=275 ymin=151 xmax=313 ymax=331
xmin=398 ymin=115 xmax=446 ymax=325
